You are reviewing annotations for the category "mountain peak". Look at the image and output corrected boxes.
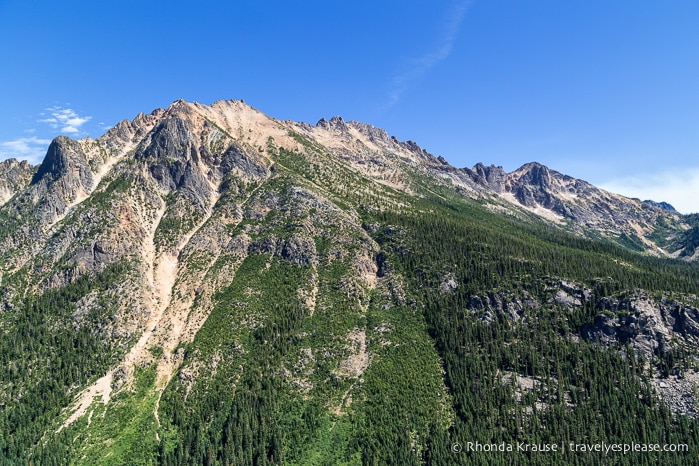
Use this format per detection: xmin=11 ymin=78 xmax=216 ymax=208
xmin=167 ymin=98 xmax=192 ymax=110
xmin=643 ymin=199 xmax=678 ymax=213
xmin=517 ymin=161 xmax=546 ymax=170
xmin=316 ymin=115 xmax=348 ymax=131
xmin=32 ymin=136 xmax=93 ymax=185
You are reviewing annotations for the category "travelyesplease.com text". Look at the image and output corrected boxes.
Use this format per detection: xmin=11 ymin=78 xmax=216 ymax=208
xmin=453 ymin=441 xmax=688 ymax=454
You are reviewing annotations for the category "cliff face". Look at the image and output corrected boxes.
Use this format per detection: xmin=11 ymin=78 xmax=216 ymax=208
xmin=0 ymin=158 xmax=35 ymax=206
xmin=2 ymin=99 xmax=699 ymax=464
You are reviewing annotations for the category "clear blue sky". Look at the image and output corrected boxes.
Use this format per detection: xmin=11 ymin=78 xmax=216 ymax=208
xmin=2 ymin=1 xmax=698 ymax=212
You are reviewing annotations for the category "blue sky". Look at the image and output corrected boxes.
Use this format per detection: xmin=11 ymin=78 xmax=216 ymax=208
xmin=1 ymin=1 xmax=698 ymax=213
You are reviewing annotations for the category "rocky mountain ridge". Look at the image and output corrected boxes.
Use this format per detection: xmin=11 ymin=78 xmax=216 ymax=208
xmin=5 ymin=99 xmax=694 ymax=261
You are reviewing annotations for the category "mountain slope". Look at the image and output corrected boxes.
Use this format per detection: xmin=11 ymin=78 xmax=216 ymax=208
xmin=1 ymin=99 xmax=699 ymax=465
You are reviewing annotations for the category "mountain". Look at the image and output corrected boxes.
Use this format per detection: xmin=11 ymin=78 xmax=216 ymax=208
xmin=2 ymin=99 xmax=699 ymax=465
xmin=444 ymin=162 xmax=693 ymax=258
xmin=284 ymin=114 xmax=696 ymax=259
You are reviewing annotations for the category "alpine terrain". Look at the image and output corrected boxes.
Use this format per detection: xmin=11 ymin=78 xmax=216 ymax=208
xmin=1 ymin=99 xmax=699 ymax=465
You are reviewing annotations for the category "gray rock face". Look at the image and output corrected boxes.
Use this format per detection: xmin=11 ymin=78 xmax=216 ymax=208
xmin=28 ymin=137 xmax=95 ymax=224
xmin=281 ymin=235 xmax=317 ymax=266
xmin=439 ymin=276 xmax=458 ymax=293
xmin=33 ymin=137 xmax=94 ymax=188
xmin=465 ymin=163 xmax=507 ymax=193
xmin=347 ymin=121 xmax=391 ymax=145
xmin=643 ymin=200 xmax=678 ymax=213
xmin=316 ymin=116 xmax=348 ymax=132
xmin=503 ymin=163 xmax=578 ymax=217
xmin=0 ymin=158 xmax=35 ymax=206
xmin=103 ymin=108 xmax=165 ymax=150
xmin=248 ymin=236 xmax=279 ymax=255
xmin=0 ymin=139 xmax=104 ymax=262
xmin=581 ymin=295 xmax=699 ymax=359
xmin=138 ymin=116 xmax=268 ymax=209
xmin=465 ymin=290 xmax=537 ymax=323
xmin=507 ymin=164 xmax=564 ymax=211
xmin=140 ymin=117 xmax=201 ymax=190
xmin=219 ymin=143 xmax=269 ymax=179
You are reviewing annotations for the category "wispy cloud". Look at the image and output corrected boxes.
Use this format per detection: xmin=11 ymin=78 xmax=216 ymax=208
xmin=0 ymin=136 xmax=52 ymax=165
xmin=0 ymin=106 xmax=93 ymax=165
xmin=39 ymin=106 xmax=92 ymax=134
xmin=599 ymin=169 xmax=699 ymax=215
xmin=384 ymin=1 xmax=471 ymax=109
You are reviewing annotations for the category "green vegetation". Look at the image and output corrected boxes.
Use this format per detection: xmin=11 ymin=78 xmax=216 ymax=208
xmin=361 ymin=200 xmax=699 ymax=464
xmin=0 ymin=262 xmax=132 ymax=463
xmin=35 ymin=364 xmax=162 ymax=465
xmin=678 ymin=225 xmax=699 ymax=257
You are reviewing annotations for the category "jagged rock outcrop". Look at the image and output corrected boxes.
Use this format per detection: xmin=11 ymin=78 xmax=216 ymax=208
xmin=347 ymin=120 xmax=392 ymax=145
xmin=644 ymin=199 xmax=678 ymax=213
xmin=506 ymin=163 xmax=570 ymax=213
xmin=316 ymin=116 xmax=349 ymax=132
xmin=582 ymin=295 xmax=699 ymax=358
xmin=26 ymin=137 xmax=95 ymax=226
xmin=465 ymin=163 xmax=508 ymax=193
xmin=0 ymin=158 xmax=35 ymax=206
xmin=32 ymin=137 xmax=94 ymax=187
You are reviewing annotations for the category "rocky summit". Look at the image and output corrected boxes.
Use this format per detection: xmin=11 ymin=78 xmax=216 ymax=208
xmin=2 ymin=99 xmax=699 ymax=465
